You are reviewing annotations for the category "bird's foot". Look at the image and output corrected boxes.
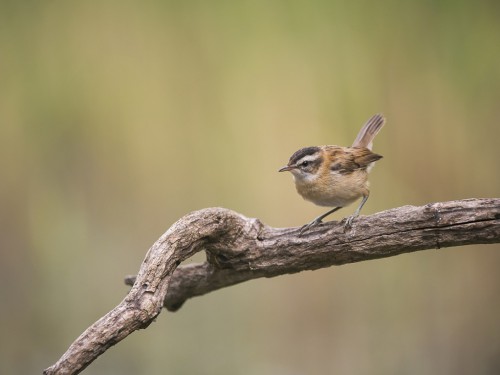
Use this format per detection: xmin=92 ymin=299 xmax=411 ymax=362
xmin=341 ymin=214 xmax=358 ymax=232
xmin=299 ymin=218 xmax=323 ymax=236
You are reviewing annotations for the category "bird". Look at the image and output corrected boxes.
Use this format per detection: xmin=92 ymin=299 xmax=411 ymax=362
xmin=278 ymin=114 xmax=385 ymax=235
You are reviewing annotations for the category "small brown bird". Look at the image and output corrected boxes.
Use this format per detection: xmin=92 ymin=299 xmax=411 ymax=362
xmin=279 ymin=114 xmax=385 ymax=234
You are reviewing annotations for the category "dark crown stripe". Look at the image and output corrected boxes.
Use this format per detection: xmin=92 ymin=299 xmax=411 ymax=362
xmin=289 ymin=146 xmax=320 ymax=165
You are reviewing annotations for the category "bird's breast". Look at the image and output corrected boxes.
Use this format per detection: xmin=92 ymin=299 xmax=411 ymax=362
xmin=293 ymin=170 xmax=368 ymax=207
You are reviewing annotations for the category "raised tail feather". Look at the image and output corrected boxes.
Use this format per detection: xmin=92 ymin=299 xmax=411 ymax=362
xmin=352 ymin=113 xmax=385 ymax=150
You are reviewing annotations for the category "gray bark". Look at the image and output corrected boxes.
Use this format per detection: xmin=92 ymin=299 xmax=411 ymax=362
xmin=44 ymin=198 xmax=500 ymax=375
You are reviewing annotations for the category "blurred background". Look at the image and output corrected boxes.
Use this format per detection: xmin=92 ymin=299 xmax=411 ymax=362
xmin=1 ymin=1 xmax=499 ymax=374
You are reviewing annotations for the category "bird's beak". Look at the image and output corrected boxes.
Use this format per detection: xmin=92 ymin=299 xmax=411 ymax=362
xmin=278 ymin=165 xmax=294 ymax=172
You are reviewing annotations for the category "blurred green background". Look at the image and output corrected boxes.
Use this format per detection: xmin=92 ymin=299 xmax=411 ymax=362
xmin=1 ymin=1 xmax=500 ymax=374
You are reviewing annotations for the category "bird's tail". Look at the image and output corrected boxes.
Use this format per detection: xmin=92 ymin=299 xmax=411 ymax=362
xmin=352 ymin=113 xmax=385 ymax=150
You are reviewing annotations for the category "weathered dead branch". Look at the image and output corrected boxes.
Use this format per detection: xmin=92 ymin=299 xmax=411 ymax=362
xmin=44 ymin=198 xmax=500 ymax=374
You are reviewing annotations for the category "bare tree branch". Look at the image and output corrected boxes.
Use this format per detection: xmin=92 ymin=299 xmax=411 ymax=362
xmin=44 ymin=198 xmax=500 ymax=375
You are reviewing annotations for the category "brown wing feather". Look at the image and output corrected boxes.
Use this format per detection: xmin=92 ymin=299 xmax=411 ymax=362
xmin=354 ymin=148 xmax=383 ymax=167
xmin=330 ymin=147 xmax=382 ymax=174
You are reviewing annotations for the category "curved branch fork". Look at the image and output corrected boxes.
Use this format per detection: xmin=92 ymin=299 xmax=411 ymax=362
xmin=44 ymin=198 xmax=500 ymax=374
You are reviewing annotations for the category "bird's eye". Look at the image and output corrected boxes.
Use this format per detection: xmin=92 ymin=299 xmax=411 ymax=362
xmin=301 ymin=161 xmax=309 ymax=167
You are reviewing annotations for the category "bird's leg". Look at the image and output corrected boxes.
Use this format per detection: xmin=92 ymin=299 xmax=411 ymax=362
xmin=342 ymin=194 xmax=369 ymax=231
xmin=299 ymin=206 xmax=342 ymax=235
